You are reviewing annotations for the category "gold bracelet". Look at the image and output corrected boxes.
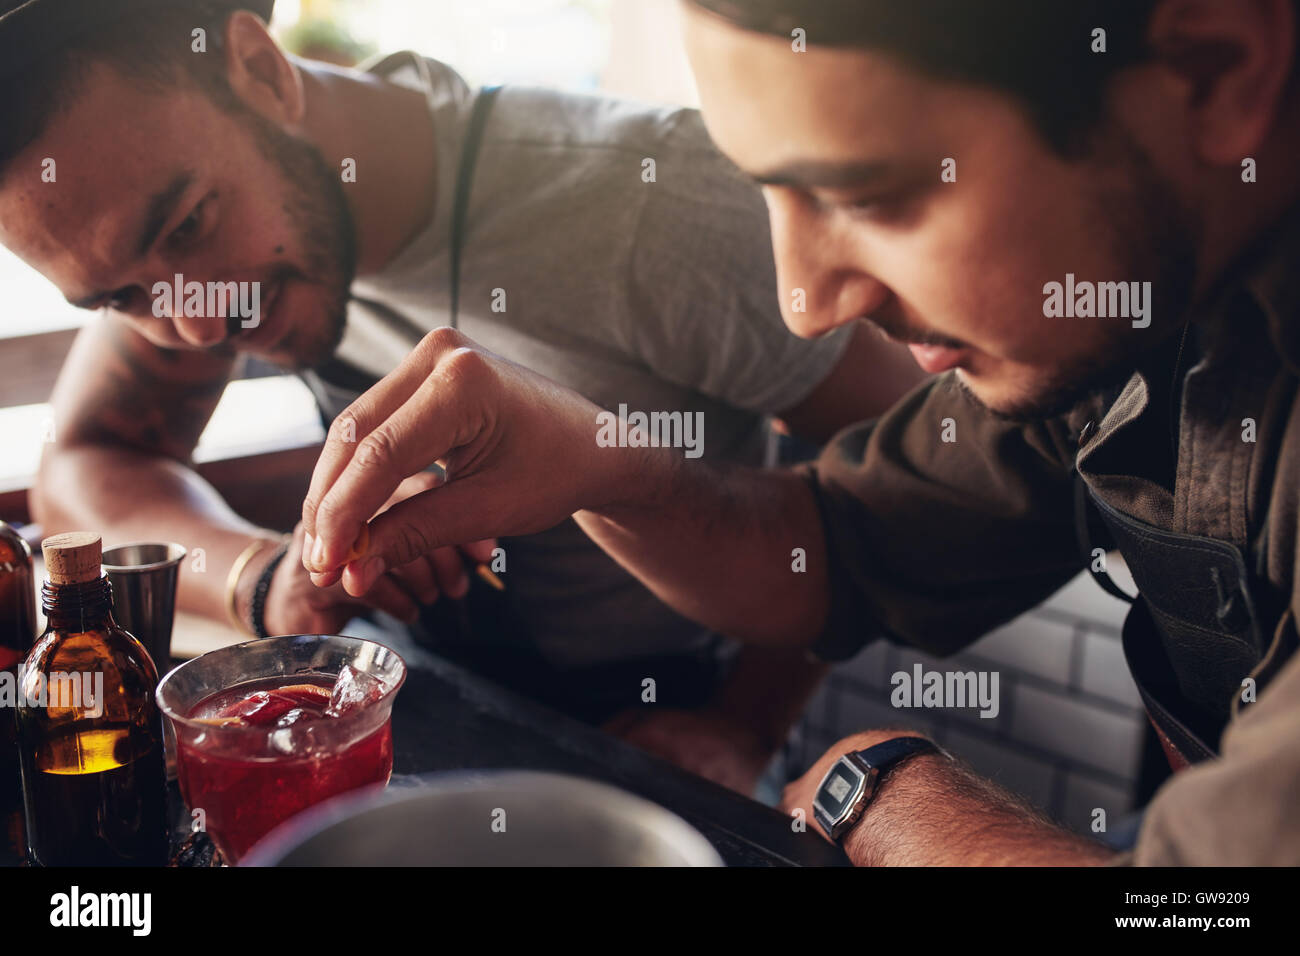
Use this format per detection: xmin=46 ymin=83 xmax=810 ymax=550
xmin=225 ymin=538 xmax=279 ymax=636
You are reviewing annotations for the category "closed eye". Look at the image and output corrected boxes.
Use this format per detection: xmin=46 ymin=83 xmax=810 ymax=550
xmin=814 ymin=186 xmax=892 ymax=211
xmin=820 ymin=187 xmax=917 ymax=223
xmin=106 ymin=288 xmax=145 ymax=312
xmin=166 ymin=196 xmax=212 ymax=251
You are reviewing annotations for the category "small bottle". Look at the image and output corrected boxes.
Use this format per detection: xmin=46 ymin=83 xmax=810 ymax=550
xmin=17 ymin=533 xmax=168 ymax=866
xmin=0 ymin=520 xmax=36 ymax=862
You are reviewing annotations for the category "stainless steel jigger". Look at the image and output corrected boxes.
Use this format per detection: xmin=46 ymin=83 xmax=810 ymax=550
xmin=101 ymin=542 xmax=187 ymax=670
xmin=102 ymin=542 xmax=188 ymax=783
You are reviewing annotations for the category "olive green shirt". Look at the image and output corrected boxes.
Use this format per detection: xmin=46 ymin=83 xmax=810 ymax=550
xmin=805 ymin=207 xmax=1300 ymax=865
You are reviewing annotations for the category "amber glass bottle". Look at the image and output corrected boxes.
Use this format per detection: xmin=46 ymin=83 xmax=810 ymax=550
xmin=17 ymin=533 xmax=168 ymax=866
xmin=0 ymin=521 xmax=36 ymax=863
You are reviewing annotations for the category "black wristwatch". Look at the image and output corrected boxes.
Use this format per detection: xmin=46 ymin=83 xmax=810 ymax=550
xmin=813 ymin=737 xmax=942 ymax=842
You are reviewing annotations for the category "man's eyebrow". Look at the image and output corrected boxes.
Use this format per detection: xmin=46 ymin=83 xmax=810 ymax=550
xmin=133 ymin=170 xmax=196 ymax=258
xmin=64 ymin=171 xmax=198 ymax=308
xmin=749 ymin=160 xmax=892 ymax=189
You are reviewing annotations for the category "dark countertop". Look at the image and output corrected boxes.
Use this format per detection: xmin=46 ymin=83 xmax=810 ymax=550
xmin=385 ymin=644 xmax=848 ymax=866
xmin=7 ymin=628 xmax=849 ymax=868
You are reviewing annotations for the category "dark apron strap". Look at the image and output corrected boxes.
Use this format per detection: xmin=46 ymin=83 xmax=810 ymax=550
xmin=1073 ymin=473 xmax=1209 ymax=767
xmin=449 ymin=85 xmax=502 ymax=330
xmin=1073 ymin=471 xmax=1135 ymax=604
xmin=1120 ymin=601 xmax=1218 ymax=769
xmin=423 ymin=84 xmax=543 ymax=652
xmin=304 ymin=85 xmax=503 ymax=427
xmin=1078 ymin=478 xmax=1272 ymax=766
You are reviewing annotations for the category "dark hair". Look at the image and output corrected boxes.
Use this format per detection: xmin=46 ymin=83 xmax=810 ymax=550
xmin=0 ymin=1 xmax=240 ymax=175
xmin=688 ymin=0 xmax=1165 ymax=155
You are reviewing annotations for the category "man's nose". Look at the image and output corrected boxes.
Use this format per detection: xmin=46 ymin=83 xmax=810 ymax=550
xmin=169 ymin=307 xmax=229 ymax=348
xmin=766 ymin=189 xmax=889 ymax=339
xmin=110 ymin=266 xmax=231 ymax=348
xmin=143 ymin=273 xmax=228 ymax=347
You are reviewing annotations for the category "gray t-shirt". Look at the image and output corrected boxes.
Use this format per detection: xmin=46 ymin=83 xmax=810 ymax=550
xmin=301 ymin=53 xmax=851 ymax=668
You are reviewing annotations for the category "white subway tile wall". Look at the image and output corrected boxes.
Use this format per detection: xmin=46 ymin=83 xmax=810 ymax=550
xmin=790 ymin=570 xmax=1146 ymax=834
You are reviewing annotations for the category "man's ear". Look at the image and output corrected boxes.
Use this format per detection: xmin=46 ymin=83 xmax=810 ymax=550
xmin=1146 ymin=0 xmax=1296 ymax=164
xmin=221 ymin=10 xmax=305 ymax=126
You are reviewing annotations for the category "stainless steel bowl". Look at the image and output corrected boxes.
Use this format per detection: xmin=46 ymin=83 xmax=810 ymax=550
xmin=241 ymin=770 xmax=724 ymax=866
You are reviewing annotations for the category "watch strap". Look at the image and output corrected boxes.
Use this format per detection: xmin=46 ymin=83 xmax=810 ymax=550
xmin=853 ymin=735 xmax=938 ymax=773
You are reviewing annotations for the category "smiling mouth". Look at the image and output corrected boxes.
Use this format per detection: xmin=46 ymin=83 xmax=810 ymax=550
xmin=231 ymin=279 xmax=282 ymax=348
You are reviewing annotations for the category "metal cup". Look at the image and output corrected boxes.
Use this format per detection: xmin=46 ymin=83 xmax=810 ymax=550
xmin=102 ymin=542 xmax=187 ymax=670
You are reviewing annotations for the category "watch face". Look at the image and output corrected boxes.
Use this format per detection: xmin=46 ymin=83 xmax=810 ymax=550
xmin=815 ymin=759 xmax=864 ymax=824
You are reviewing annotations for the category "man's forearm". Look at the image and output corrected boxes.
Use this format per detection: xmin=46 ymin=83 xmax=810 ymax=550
xmin=711 ymin=645 xmax=828 ymax=751
xmin=576 ymin=455 xmax=829 ymax=647
xmin=34 ymin=444 xmax=279 ymax=623
xmin=846 ymin=749 xmax=1115 ymax=866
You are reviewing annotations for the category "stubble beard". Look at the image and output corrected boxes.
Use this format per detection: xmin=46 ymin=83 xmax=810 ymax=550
xmin=963 ymin=125 xmax=1201 ymax=426
xmin=238 ymin=107 xmax=357 ymax=371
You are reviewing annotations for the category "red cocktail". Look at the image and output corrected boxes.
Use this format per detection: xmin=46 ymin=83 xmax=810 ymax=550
xmin=157 ymin=635 xmax=406 ymax=864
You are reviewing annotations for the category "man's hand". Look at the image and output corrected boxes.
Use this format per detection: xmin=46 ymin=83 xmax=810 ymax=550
xmin=261 ymin=522 xmax=412 ymax=634
xmin=298 ymin=328 xmax=830 ymax=649
xmin=604 ymin=707 xmax=776 ymax=796
xmin=256 ymin=472 xmax=498 ymax=634
xmin=300 ymin=328 xmax=647 ymax=596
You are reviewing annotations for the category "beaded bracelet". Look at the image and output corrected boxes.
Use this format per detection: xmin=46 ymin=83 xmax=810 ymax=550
xmin=249 ymin=539 xmax=291 ymax=639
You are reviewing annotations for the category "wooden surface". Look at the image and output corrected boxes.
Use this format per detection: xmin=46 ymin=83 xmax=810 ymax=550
xmin=0 ymin=330 xmax=285 ymax=413
xmin=0 ymin=328 xmax=78 ymax=408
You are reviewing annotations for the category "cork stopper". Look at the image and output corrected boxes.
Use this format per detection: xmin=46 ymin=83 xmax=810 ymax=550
xmin=42 ymin=532 xmax=102 ymax=585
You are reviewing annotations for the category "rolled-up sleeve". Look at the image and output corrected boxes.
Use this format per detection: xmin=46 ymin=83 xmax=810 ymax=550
xmin=800 ymin=374 xmax=1090 ymax=661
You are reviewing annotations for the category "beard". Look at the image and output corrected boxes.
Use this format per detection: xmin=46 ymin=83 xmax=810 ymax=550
xmin=955 ymin=356 xmax=1143 ymax=426
xmin=232 ymin=105 xmax=357 ymax=370
xmin=964 ymin=125 xmax=1201 ymax=425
